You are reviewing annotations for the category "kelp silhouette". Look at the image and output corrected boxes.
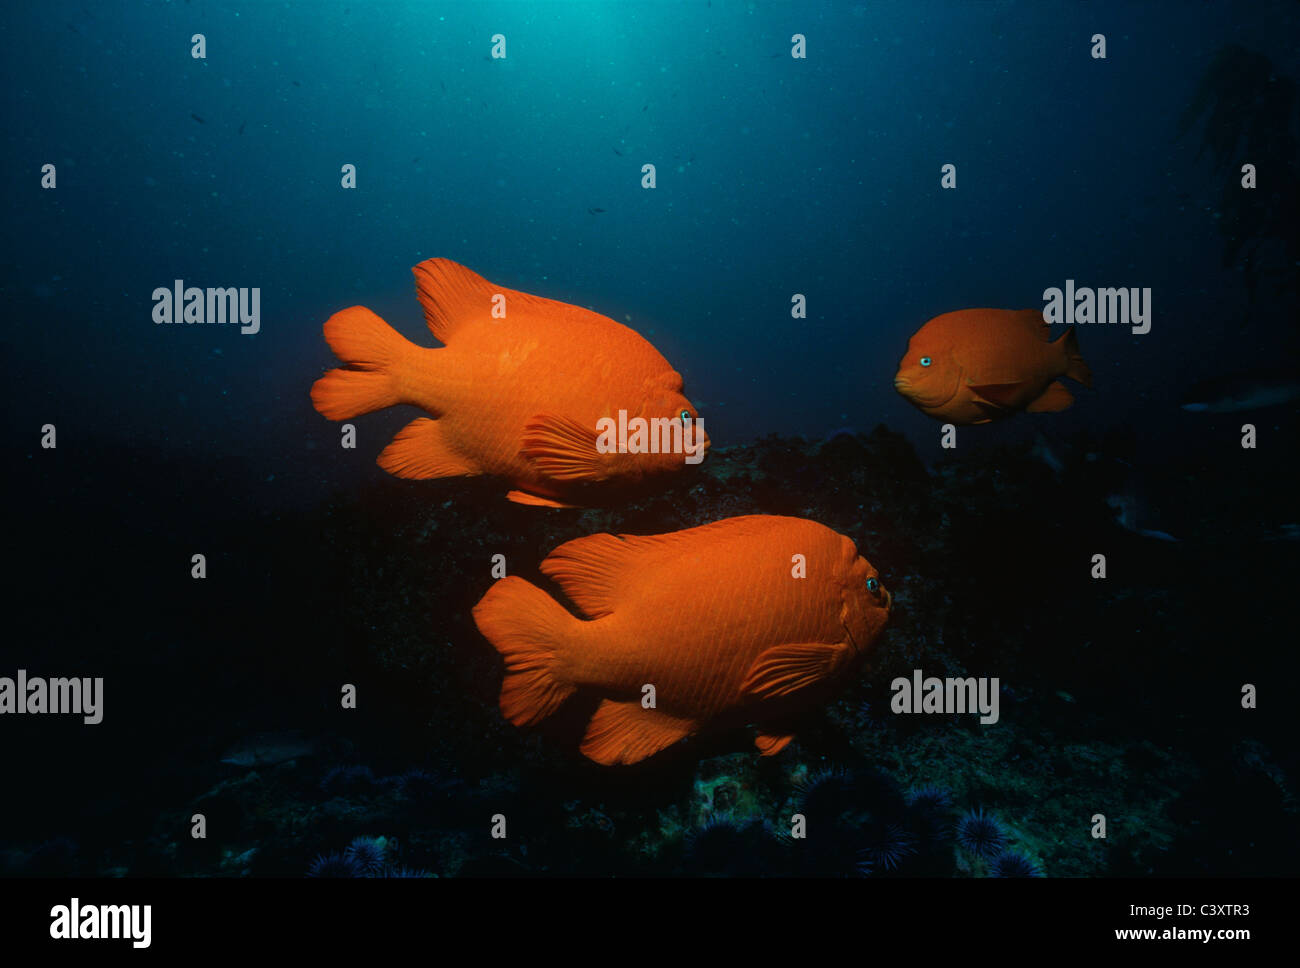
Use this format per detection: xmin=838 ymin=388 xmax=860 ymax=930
xmin=1177 ymin=44 xmax=1299 ymax=315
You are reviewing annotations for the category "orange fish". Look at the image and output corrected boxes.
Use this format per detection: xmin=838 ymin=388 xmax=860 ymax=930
xmin=894 ymin=309 xmax=1092 ymax=424
xmin=310 ymin=259 xmax=707 ymax=507
xmin=471 ymin=515 xmax=891 ymax=765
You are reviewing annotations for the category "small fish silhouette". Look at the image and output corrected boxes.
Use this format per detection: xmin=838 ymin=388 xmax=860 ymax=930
xmin=588 ymin=207 xmax=605 ymax=214
xmin=190 ymin=113 xmax=206 ymax=124
xmin=220 ymin=731 xmax=317 ymax=767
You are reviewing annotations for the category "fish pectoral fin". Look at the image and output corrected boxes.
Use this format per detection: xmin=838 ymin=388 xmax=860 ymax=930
xmin=377 ymin=418 xmax=479 ymax=479
xmin=968 ymin=382 xmax=1029 ymax=408
xmin=754 ymin=730 xmax=796 ymax=756
xmin=520 ymin=413 xmax=611 ymax=482
xmin=580 ymin=700 xmax=694 ymax=765
xmin=740 ymin=642 xmax=850 ymax=700
xmin=505 ymin=490 xmax=582 ymax=509
xmin=1025 ymin=380 xmax=1074 ymax=413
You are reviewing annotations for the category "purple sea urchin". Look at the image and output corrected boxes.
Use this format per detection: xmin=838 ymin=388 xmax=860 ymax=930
xmin=399 ymin=769 xmax=451 ymax=802
xmin=685 ymin=814 xmax=745 ymax=871
xmin=955 ymin=807 xmax=1007 ymax=858
xmin=989 ymin=851 xmax=1043 ymax=877
xmin=306 ymin=851 xmax=363 ymax=878
xmin=319 ymin=765 xmax=378 ymax=797
xmin=905 ymin=785 xmax=953 ymax=813
xmin=685 ymin=815 xmax=776 ymax=877
xmin=344 ymin=836 xmax=388 ymax=875
xmin=793 ymin=767 xmax=853 ymax=814
xmin=858 ymin=822 xmax=917 ymax=872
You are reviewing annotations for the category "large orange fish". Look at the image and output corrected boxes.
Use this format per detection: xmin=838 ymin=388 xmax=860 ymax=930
xmin=310 ymin=259 xmax=707 ymax=507
xmin=894 ymin=309 xmax=1092 ymax=424
xmin=471 ymin=515 xmax=891 ymax=765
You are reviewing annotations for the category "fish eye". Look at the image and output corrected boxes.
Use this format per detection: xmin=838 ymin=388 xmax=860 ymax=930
xmin=680 ymin=409 xmax=691 ymax=423
xmin=866 ymin=577 xmax=879 ymax=592
xmin=920 ymin=357 xmax=932 ymax=367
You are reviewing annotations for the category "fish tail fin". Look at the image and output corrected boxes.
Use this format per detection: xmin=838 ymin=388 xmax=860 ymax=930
xmin=472 ymin=578 xmax=578 ymax=727
xmin=1059 ymin=326 xmax=1093 ymax=387
xmin=310 ymin=306 xmax=417 ymax=419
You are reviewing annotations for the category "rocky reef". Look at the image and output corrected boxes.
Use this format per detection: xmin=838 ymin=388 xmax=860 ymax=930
xmin=5 ymin=427 xmax=1295 ymax=877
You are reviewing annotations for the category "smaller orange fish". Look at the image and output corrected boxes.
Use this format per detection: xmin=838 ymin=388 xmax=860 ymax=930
xmin=894 ymin=309 xmax=1092 ymax=424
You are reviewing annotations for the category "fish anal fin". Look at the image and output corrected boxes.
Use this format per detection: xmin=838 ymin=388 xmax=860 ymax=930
xmin=580 ymin=700 xmax=694 ymax=765
xmin=412 ymin=258 xmax=499 ymax=344
xmin=377 ymin=418 xmax=479 ymax=479
xmin=968 ymin=382 xmax=1029 ymax=408
xmin=755 ymin=731 xmax=796 ymax=756
xmin=1026 ymin=380 xmax=1074 ymax=413
xmin=520 ymin=413 xmax=610 ymax=482
xmin=740 ymin=642 xmax=849 ymax=701
xmin=505 ymin=490 xmax=581 ymax=509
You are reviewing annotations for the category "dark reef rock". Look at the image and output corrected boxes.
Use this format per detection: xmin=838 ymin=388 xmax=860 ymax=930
xmin=10 ymin=428 xmax=1293 ymax=877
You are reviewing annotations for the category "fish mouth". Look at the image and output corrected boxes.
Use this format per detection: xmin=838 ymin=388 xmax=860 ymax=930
xmin=894 ymin=377 xmax=923 ymax=405
xmin=882 ymin=587 xmax=893 ymax=611
xmin=688 ymin=424 xmax=711 ymax=462
xmin=893 ymin=377 xmax=923 ymax=403
xmin=895 ymin=373 xmax=960 ymax=410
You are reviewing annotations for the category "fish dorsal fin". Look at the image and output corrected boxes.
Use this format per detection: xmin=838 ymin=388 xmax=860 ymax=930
xmin=540 ymin=532 xmax=645 ymax=618
xmin=740 ymin=641 xmax=850 ymax=700
xmin=580 ymin=699 xmax=695 ymax=765
xmin=413 ymin=258 xmax=622 ymax=344
xmin=412 ymin=258 xmax=510 ymax=344
xmin=541 ymin=516 xmax=785 ymax=618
